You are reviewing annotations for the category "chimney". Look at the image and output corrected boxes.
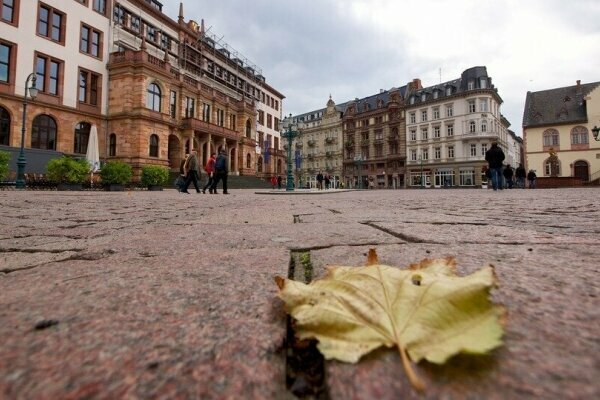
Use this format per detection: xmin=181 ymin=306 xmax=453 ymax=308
xmin=576 ymin=80 xmax=581 ymax=87
xmin=412 ymin=78 xmax=423 ymax=90
xmin=178 ymin=2 xmax=184 ymax=24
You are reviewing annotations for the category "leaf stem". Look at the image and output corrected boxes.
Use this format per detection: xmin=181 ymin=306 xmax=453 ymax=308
xmin=398 ymin=344 xmax=425 ymax=392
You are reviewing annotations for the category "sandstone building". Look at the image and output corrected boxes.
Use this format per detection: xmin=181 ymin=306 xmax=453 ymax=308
xmin=523 ymin=80 xmax=600 ymax=183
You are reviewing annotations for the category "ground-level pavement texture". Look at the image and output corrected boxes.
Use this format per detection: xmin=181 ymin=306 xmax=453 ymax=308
xmin=0 ymin=188 xmax=598 ymax=400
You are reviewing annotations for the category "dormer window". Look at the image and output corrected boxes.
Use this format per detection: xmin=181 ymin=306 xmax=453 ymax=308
xmin=480 ymin=77 xmax=487 ymax=89
xmin=445 ymin=86 xmax=452 ymax=96
xmin=410 ymin=96 xmax=415 ymax=105
xmin=467 ymin=80 xmax=475 ymax=90
xmin=421 ymin=93 xmax=426 ymax=102
xmin=433 ymin=90 xmax=439 ymax=100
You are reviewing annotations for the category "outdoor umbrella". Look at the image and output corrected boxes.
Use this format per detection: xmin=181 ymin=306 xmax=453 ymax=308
xmin=86 ymin=125 xmax=100 ymax=186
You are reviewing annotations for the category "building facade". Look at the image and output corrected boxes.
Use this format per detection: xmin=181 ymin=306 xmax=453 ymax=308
xmin=342 ymin=87 xmax=406 ymax=189
xmin=256 ymin=81 xmax=285 ymax=179
xmin=1 ymin=0 xmax=111 ymax=167
xmin=292 ymin=97 xmax=345 ymax=188
xmin=405 ymin=66 xmax=509 ymax=188
xmin=0 ymin=0 xmax=284 ymax=179
xmin=523 ymin=80 xmax=600 ymax=183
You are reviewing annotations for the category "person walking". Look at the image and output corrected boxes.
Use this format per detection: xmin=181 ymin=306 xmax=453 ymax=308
xmin=182 ymin=150 xmax=201 ymax=194
xmin=176 ymin=153 xmax=189 ymax=192
xmin=270 ymin=176 xmax=277 ymax=190
xmin=277 ymin=176 xmax=282 ymax=189
xmin=527 ymin=169 xmax=537 ymax=189
xmin=503 ymin=164 xmax=514 ymax=189
xmin=210 ymin=149 xmax=229 ymax=194
xmin=515 ymin=163 xmax=526 ymax=189
xmin=316 ymin=171 xmax=324 ymax=190
xmin=485 ymin=141 xmax=505 ymax=191
xmin=202 ymin=153 xmax=216 ymax=194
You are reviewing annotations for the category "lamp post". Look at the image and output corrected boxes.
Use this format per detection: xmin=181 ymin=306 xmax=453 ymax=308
xmin=592 ymin=126 xmax=600 ymax=141
xmin=16 ymin=73 xmax=39 ymax=189
xmin=280 ymin=114 xmax=298 ymax=191
xmin=353 ymin=154 xmax=364 ymax=189
xmin=418 ymin=154 xmax=424 ymax=188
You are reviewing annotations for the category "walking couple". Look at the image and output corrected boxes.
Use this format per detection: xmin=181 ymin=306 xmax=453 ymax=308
xmin=180 ymin=149 xmax=229 ymax=194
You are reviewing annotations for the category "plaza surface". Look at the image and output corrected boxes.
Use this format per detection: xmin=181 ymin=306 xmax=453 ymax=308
xmin=0 ymin=188 xmax=598 ymax=399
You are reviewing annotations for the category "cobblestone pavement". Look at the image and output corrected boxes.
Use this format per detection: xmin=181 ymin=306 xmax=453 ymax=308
xmin=1 ymin=188 xmax=599 ymax=399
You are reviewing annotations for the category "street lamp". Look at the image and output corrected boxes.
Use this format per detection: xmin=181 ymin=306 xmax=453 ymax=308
xmin=280 ymin=114 xmax=299 ymax=191
xmin=16 ymin=73 xmax=38 ymax=189
xmin=418 ymin=154 xmax=424 ymax=188
xmin=353 ymin=154 xmax=364 ymax=189
xmin=592 ymin=126 xmax=600 ymax=141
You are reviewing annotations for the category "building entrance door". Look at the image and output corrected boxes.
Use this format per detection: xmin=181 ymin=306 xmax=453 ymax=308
xmin=574 ymin=161 xmax=589 ymax=182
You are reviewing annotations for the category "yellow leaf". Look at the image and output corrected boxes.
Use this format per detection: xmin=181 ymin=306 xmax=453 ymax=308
xmin=276 ymin=249 xmax=506 ymax=391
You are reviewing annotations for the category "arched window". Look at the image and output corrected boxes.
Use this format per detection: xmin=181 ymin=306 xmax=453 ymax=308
xmin=146 ymin=82 xmax=161 ymax=112
xmin=31 ymin=114 xmax=57 ymax=150
xmin=149 ymin=134 xmax=159 ymax=157
xmin=246 ymin=153 xmax=251 ymax=168
xmin=74 ymin=122 xmax=91 ymax=154
xmin=571 ymin=126 xmax=588 ymax=145
xmin=0 ymin=106 xmax=10 ymax=145
xmin=109 ymin=133 xmax=117 ymax=156
xmin=543 ymin=129 xmax=559 ymax=146
xmin=469 ymin=121 xmax=476 ymax=133
xmin=544 ymin=158 xmax=561 ymax=176
xmin=245 ymin=119 xmax=251 ymax=138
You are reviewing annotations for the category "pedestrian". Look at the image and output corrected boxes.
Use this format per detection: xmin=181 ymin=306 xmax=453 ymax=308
xmin=270 ymin=176 xmax=277 ymax=189
xmin=527 ymin=169 xmax=537 ymax=189
xmin=324 ymin=175 xmax=330 ymax=190
xmin=210 ymin=149 xmax=229 ymax=194
xmin=202 ymin=153 xmax=216 ymax=194
xmin=316 ymin=171 xmax=324 ymax=190
xmin=485 ymin=141 xmax=505 ymax=191
xmin=175 ymin=153 xmax=189 ymax=192
xmin=277 ymin=176 xmax=282 ymax=189
xmin=182 ymin=150 xmax=201 ymax=194
xmin=515 ymin=163 xmax=526 ymax=189
xmin=503 ymin=164 xmax=514 ymax=189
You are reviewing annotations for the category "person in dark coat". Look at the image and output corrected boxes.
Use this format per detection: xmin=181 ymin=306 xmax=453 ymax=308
xmin=527 ymin=169 xmax=537 ymax=189
xmin=316 ymin=171 xmax=324 ymax=190
xmin=277 ymin=176 xmax=282 ymax=189
xmin=485 ymin=141 xmax=505 ymax=191
xmin=503 ymin=165 xmax=514 ymax=189
xmin=515 ymin=163 xmax=526 ymax=189
xmin=210 ymin=149 xmax=229 ymax=194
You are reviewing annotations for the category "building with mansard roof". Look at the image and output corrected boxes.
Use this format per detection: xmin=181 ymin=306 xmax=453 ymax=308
xmin=522 ymin=80 xmax=600 ymax=184
xmin=405 ymin=66 xmax=510 ymax=188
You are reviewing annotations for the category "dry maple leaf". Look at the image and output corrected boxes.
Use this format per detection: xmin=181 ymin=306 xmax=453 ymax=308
xmin=275 ymin=249 xmax=506 ymax=391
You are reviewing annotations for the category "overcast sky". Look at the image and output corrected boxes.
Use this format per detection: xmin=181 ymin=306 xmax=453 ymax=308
xmin=163 ymin=0 xmax=600 ymax=135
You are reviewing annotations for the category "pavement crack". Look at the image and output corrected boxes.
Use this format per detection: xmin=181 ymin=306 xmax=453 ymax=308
xmin=0 ymin=247 xmax=84 ymax=254
xmin=361 ymin=221 xmax=438 ymax=244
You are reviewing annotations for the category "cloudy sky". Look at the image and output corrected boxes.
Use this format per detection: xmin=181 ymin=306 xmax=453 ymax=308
xmin=163 ymin=0 xmax=600 ymax=135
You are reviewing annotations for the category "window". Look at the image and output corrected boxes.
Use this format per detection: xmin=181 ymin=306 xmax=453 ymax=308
xmin=0 ymin=41 xmax=12 ymax=83
xmin=434 ymin=147 xmax=441 ymax=159
xmin=481 ymin=143 xmax=488 ymax=155
xmin=217 ymin=109 xmax=225 ymax=127
xmin=447 ymin=124 xmax=454 ymax=136
xmin=467 ymin=80 xmax=475 ymax=90
xmin=544 ymin=158 xmax=561 ymax=176
xmin=433 ymin=126 xmax=440 ymax=138
xmin=421 ymin=149 xmax=428 ymax=160
xmin=230 ymin=114 xmax=237 ymax=130
xmin=146 ymin=82 xmax=161 ymax=112
xmin=92 ymin=0 xmax=106 ymax=14
xmin=445 ymin=86 xmax=452 ymax=96
xmin=80 ymin=25 xmax=102 ymax=58
xmin=421 ymin=110 xmax=427 ymax=122
xmin=202 ymin=103 xmax=210 ymax=122
xmin=421 ymin=128 xmax=428 ymax=140
xmin=433 ymin=107 xmax=440 ymax=119
xmin=109 ymin=133 xmax=116 ymax=156
xmin=421 ymin=93 xmax=426 ymax=102
xmin=459 ymin=169 xmax=475 ymax=186
xmin=446 ymin=104 xmax=453 ymax=117
xmin=266 ymin=114 xmax=272 ymax=129
xmin=0 ymin=106 xmax=9 ymax=145
xmin=146 ymin=25 xmax=156 ymax=42
xmin=470 ymin=144 xmax=477 ymax=156
xmin=74 ymin=122 xmax=90 ymax=154
xmin=469 ymin=121 xmax=476 ymax=133
xmin=130 ymin=15 xmax=140 ymax=32
xmin=479 ymin=99 xmax=488 ymax=112
xmin=571 ymin=126 xmax=589 ymax=145
xmin=245 ymin=119 xmax=251 ymax=137
xmin=113 ymin=4 xmax=124 ymax=24
xmin=468 ymin=100 xmax=476 ymax=113
xmin=410 ymin=130 xmax=417 ymax=141
xmin=543 ymin=129 xmax=559 ymax=146
xmin=185 ymin=96 xmax=194 ymax=118
xmin=161 ymin=34 xmax=170 ymax=51
xmin=409 ymin=112 xmax=416 ymax=124
xmin=375 ymin=144 xmax=383 ymax=157
xmin=274 ymin=117 xmax=278 ymax=131
xmin=169 ymin=91 xmax=177 ymax=118
xmin=447 ymin=146 xmax=454 ymax=158
xmin=481 ymin=120 xmax=487 ymax=132
xmin=374 ymin=129 xmax=383 ymax=140
xmin=149 ymin=134 xmax=159 ymax=157
xmin=480 ymin=77 xmax=487 ymax=89
xmin=410 ymin=149 xmax=417 ymax=161
xmin=36 ymin=54 xmax=61 ymax=96
xmin=38 ymin=4 xmax=65 ymax=43
xmin=433 ymin=91 xmax=439 ymax=100
xmin=258 ymin=110 xmax=264 ymax=125
xmin=31 ymin=114 xmax=57 ymax=150
xmin=2 ymin=0 xmax=17 ymax=24
xmin=79 ymin=68 xmax=99 ymax=105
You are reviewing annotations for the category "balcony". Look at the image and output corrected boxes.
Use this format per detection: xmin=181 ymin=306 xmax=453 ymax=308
xmin=307 ymin=140 xmax=316 ymax=146
xmin=181 ymin=118 xmax=239 ymax=141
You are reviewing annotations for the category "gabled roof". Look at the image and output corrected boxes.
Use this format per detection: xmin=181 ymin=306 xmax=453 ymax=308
xmin=522 ymin=81 xmax=600 ymax=128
